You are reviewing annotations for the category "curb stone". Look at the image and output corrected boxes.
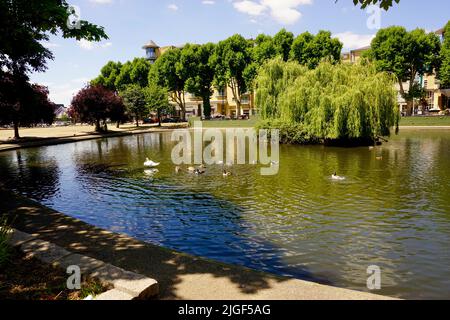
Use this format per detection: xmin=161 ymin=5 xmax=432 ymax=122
xmin=7 ymin=228 xmax=159 ymax=300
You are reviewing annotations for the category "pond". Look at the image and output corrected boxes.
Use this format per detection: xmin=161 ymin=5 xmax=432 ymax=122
xmin=0 ymin=129 xmax=449 ymax=299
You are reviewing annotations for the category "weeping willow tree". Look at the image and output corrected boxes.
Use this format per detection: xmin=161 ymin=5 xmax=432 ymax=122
xmin=256 ymin=58 xmax=399 ymax=145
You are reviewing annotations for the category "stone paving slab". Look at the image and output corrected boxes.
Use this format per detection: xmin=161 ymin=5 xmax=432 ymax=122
xmin=52 ymin=253 xmax=106 ymax=274
xmin=20 ymin=238 xmax=72 ymax=264
xmin=95 ymin=289 xmax=135 ymax=301
xmin=6 ymin=228 xmax=38 ymax=247
xmin=91 ymin=263 xmax=159 ymax=299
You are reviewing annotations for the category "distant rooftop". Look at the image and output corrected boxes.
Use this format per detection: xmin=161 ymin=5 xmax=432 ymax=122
xmin=142 ymin=40 xmax=159 ymax=49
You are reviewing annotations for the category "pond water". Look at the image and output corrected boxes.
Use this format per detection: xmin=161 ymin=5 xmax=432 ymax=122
xmin=1 ymin=129 xmax=449 ymax=299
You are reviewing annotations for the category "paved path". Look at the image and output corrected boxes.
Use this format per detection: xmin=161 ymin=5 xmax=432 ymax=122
xmin=0 ymin=124 xmax=187 ymax=152
xmin=0 ymin=189 xmax=395 ymax=300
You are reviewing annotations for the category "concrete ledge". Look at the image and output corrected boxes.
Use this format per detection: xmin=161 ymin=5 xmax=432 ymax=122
xmin=95 ymin=289 xmax=135 ymax=301
xmin=6 ymin=228 xmax=38 ymax=247
xmin=8 ymin=228 xmax=159 ymax=300
xmin=91 ymin=264 xmax=159 ymax=300
xmin=20 ymin=238 xmax=72 ymax=264
xmin=52 ymin=253 xmax=106 ymax=274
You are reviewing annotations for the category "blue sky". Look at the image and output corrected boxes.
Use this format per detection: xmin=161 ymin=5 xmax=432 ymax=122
xmin=31 ymin=0 xmax=450 ymax=105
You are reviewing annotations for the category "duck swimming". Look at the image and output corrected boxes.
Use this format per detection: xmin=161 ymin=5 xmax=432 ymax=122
xmin=194 ymin=169 xmax=205 ymax=175
xmin=144 ymin=158 xmax=160 ymax=167
xmin=223 ymin=170 xmax=232 ymax=177
xmin=331 ymin=172 xmax=345 ymax=181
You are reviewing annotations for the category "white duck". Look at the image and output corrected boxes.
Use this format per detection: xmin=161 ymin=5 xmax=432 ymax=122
xmin=331 ymin=172 xmax=346 ymax=181
xmin=144 ymin=158 xmax=160 ymax=167
xmin=144 ymin=169 xmax=159 ymax=176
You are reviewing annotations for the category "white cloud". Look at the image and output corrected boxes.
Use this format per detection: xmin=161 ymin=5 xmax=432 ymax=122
xmin=202 ymin=0 xmax=215 ymax=4
xmin=77 ymin=40 xmax=113 ymax=51
xmin=233 ymin=0 xmax=312 ymax=25
xmin=233 ymin=1 xmax=266 ymax=16
xmin=42 ymin=42 xmax=61 ymax=49
xmin=335 ymin=32 xmax=375 ymax=50
xmin=168 ymin=4 xmax=179 ymax=11
xmin=77 ymin=39 xmax=95 ymax=50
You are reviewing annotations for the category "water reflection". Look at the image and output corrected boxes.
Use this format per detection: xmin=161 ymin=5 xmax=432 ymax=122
xmin=0 ymin=129 xmax=450 ymax=299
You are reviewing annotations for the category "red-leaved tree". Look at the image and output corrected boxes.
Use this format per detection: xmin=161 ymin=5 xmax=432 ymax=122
xmin=0 ymin=72 xmax=56 ymax=139
xmin=70 ymin=84 xmax=125 ymax=132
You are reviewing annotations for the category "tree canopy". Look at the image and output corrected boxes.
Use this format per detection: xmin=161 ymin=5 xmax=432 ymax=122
xmin=151 ymin=48 xmax=189 ymax=120
xmin=70 ymin=84 xmax=125 ymax=132
xmin=440 ymin=21 xmax=450 ymax=88
xmin=256 ymin=58 xmax=399 ymax=144
xmin=369 ymin=26 xmax=441 ymax=114
xmin=0 ymin=73 xmax=56 ymax=138
xmin=144 ymin=83 xmax=171 ymax=126
xmin=0 ymin=0 xmax=107 ymax=76
xmin=273 ymin=29 xmax=294 ymax=62
xmin=350 ymin=0 xmax=400 ymax=10
xmin=181 ymin=43 xmax=216 ymax=119
xmin=120 ymin=84 xmax=148 ymax=127
xmin=211 ymin=34 xmax=253 ymax=116
xmin=290 ymin=31 xmax=343 ymax=69
xmin=91 ymin=61 xmax=123 ymax=92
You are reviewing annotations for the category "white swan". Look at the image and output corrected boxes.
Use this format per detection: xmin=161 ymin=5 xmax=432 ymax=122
xmin=331 ymin=172 xmax=346 ymax=181
xmin=144 ymin=169 xmax=159 ymax=176
xmin=144 ymin=158 xmax=160 ymax=167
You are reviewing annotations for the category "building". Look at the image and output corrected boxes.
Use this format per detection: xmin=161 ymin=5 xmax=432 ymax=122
xmin=54 ymin=104 xmax=68 ymax=120
xmin=143 ymin=40 xmax=256 ymax=119
xmin=341 ymin=27 xmax=449 ymax=115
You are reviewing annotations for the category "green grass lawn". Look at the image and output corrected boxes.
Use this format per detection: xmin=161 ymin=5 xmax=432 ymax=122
xmin=400 ymin=116 xmax=450 ymax=126
xmin=189 ymin=116 xmax=259 ymax=128
xmin=189 ymin=115 xmax=450 ymax=128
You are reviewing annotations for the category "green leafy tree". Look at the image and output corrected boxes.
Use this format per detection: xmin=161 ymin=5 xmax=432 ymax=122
xmin=211 ymin=34 xmax=252 ymax=116
xmin=350 ymin=0 xmax=400 ymax=10
xmin=181 ymin=43 xmax=216 ymax=119
xmin=0 ymin=0 xmax=107 ymax=75
xmin=115 ymin=58 xmax=152 ymax=91
xmin=256 ymin=58 xmax=399 ymax=144
xmin=370 ymin=26 xmax=441 ymax=115
xmin=439 ymin=21 xmax=450 ymax=89
xmin=91 ymin=61 xmax=122 ymax=92
xmin=120 ymin=84 xmax=148 ymax=127
xmin=273 ymin=29 xmax=294 ymax=62
xmin=151 ymin=48 xmax=188 ymax=121
xmin=290 ymin=31 xmax=343 ymax=69
xmin=252 ymin=34 xmax=277 ymax=65
xmin=144 ymin=83 xmax=171 ymax=127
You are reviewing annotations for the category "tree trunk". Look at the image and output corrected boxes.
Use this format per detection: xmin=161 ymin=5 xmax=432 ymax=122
xmin=135 ymin=117 xmax=139 ymax=127
xmin=13 ymin=120 xmax=20 ymax=139
xmin=116 ymin=121 xmax=120 ymax=129
xmin=95 ymin=119 xmax=101 ymax=132
xmin=203 ymin=96 xmax=211 ymax=120
xmin=157 ymin=110 xmax=162 ymax=127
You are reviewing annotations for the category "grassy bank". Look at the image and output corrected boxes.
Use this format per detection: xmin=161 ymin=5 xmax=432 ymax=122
xmin=400 ymin=116 xmax=450 ymax=126
xmin=189 ymin=116 xmax=259 ymax=128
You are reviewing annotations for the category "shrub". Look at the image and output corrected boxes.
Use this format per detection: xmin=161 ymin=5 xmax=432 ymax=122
xmin=0 ymin=216 xmax=11 ymax=268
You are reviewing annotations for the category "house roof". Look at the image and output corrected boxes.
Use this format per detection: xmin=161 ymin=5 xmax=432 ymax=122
xmin=351 ymin=45 xmax=371 ymax=53
xmin=142 ymin=40 xmax=159 ymax=49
